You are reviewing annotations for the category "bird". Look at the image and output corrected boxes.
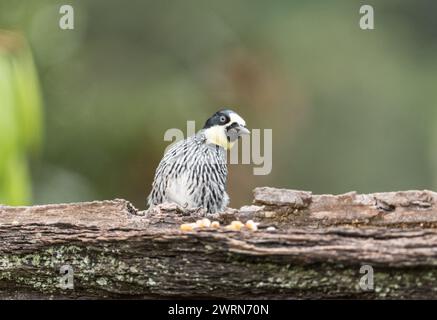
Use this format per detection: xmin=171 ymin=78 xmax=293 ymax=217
xmin=147 ymin=109 xmax=250 ymax=213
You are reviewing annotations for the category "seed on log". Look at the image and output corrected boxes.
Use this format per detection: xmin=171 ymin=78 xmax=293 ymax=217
xmin=196 ymin=218 xmax=211 ymax=228
xmin=245 ymin=220 xmax=258 ymax=231
xmin=180 ymin=223 xmax=197 ymax=231
xmin=211 ymin=221 xmax=220 ymax=228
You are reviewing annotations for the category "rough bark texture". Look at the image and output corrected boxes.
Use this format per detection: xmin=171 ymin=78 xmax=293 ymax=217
xmin=2 ymin=187 xmax=437 ymax=299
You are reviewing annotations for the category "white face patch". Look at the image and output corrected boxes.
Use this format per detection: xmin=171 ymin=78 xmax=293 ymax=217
xmin=229 ymin=112 xmax=246 ymax=127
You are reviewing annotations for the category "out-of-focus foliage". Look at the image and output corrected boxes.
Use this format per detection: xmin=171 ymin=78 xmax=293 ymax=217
xmin=0 ymin=31 xmax=43 ymax=205
xmin=0 ymin=0 xmax=436 ymax=208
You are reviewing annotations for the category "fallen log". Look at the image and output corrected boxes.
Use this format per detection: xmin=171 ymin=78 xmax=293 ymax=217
xmin=1 ymin=187 xmax=437 ymax=299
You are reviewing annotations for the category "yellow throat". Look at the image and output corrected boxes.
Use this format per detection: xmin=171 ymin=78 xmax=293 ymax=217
xmin=204 ymin=126 xmax=235 ymax=150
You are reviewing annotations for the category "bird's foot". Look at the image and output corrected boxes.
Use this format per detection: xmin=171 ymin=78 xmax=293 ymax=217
xmin=147 ymin=202 xmax=207 ymax=217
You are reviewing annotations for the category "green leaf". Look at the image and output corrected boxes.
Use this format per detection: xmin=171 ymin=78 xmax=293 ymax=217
xmin=3 ymin=152 xmax=31 ymax=205
xmin=12 ymin=48 xmax=43 ymax=153
xmin=0 ymin=32 xmax=43 ymax=205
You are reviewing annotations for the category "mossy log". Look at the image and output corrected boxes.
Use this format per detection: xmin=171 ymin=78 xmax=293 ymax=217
xmin=2 ymin=187 xmax=437 ymax=299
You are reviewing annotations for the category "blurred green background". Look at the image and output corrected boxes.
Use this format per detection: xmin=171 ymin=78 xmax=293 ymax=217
xmin=1 ymin=0 xmax=437 ymax=209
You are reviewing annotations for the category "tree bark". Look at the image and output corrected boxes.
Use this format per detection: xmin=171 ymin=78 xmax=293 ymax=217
xmin=2 ymin=187 xmax=437 ymax=299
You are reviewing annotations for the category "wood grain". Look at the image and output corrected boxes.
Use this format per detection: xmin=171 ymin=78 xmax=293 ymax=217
xmin=1 ymin=188 xmax=437 ymax=299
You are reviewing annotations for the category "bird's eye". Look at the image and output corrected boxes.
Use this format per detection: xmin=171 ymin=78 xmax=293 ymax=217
xmin=219 ymin=116 xmax=226 ymax=123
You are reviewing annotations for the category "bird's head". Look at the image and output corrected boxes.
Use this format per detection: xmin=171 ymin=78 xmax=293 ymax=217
xmin=203 ymin=109 xmax=250 ymax=150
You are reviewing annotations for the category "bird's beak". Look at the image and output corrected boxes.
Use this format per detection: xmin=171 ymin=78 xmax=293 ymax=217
xmin=237 ymin=125 xmax=250 ymax=136
xmin=225 ymin=124 xmax=250 ymax=143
